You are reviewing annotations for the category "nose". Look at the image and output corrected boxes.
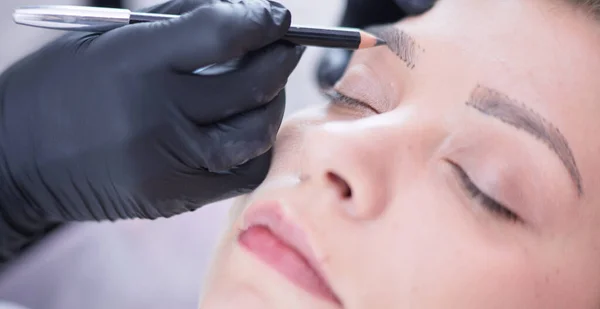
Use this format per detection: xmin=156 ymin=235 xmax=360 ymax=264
xmin=302 ymin=117 xmax=404 ymax=220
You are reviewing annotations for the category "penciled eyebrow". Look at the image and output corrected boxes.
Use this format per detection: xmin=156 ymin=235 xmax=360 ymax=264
xmin=364 ymin=24 xmax=423 ymax=69
xmin=467 ymin=86 xmax=583 ymax=197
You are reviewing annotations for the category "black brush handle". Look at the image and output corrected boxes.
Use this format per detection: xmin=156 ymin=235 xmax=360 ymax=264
xmin=130 ymin=14 xmax=364 ymax=50
xmin=283 ymin=26 xmax=361 ymax=49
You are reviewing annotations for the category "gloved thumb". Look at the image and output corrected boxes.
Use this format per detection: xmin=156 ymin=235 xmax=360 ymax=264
xmin=119 ymin=0 xmax=292 ymax=72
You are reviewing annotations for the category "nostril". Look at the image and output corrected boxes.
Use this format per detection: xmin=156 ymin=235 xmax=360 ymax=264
xmin=326 ymin=171 xmax=352 ymax=199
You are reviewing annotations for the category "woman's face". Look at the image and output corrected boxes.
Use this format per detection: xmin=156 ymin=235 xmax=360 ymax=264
xmin=199 ymin=0 xmax=600 ymax=308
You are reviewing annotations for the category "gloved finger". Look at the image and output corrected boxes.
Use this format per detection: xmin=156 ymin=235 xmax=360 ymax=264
xmin=226 ymin=148 xmax=273 ymax=192
xmin=205 ymin=149 xmax=275 ymax=197
xmin=316 ymin=49 xmax=352 ymax=90
xmin=174 ymin=43 xmax=305 ymax=124
xmin=149 ymin=148 xmax=274 ymax=217
xmin=196 ymin=91 xmax=286 ymax=172
xmin=123 ymin=0 xmax=292 ymax=72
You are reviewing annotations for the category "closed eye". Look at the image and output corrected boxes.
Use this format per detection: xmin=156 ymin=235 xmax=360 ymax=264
xmin=447 ymin=160 xmax=521 ymax=224
xmin=322 ymin=89 xmax=380 ymax=114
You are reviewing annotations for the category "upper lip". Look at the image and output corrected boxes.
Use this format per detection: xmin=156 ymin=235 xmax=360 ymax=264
xmin=240 ymin=201 xmax=337 ymax=300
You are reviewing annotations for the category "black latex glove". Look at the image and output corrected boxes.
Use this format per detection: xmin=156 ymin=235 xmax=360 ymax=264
xmin=0 ymin=0 xmax=305 ymax=263
xmin=316 ymin=0 xmax=436 ymax=90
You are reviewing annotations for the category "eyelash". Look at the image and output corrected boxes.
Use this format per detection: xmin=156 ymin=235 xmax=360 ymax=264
xmin=323 ymin=90 xmax=379 ymax=114
xmin=448 ymin=161 xmax=520 ymax=223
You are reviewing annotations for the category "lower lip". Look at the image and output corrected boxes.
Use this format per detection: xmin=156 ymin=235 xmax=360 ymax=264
xmin=238 ymin=226 xmax=340 ymax=305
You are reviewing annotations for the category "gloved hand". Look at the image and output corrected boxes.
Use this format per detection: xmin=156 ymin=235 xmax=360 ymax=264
xmin=0 ymin=0 xmax=304 ymax=262
xmin=316 ymin=0 xmax=436 ymax=89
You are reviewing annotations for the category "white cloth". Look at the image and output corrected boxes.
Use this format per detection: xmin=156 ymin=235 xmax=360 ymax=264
xmin=0 ymin=301 xmax=30 ymax=309
xmin=0 ymin=202 xmax=230 ymax=309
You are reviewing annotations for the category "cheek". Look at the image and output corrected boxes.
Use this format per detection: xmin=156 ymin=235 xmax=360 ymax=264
xmin=267 ymin=121 xmax=306 ymax=176
xmin=267 ymin=106 xmax=344 ymax=177
xmin=338 ymin=177 xmax=551 ymax=307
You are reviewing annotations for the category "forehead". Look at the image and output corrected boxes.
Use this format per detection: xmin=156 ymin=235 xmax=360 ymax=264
xmin=401 ymin=0 xmax=600 ymax=103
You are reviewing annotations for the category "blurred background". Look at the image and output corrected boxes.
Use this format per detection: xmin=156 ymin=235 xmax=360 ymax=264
xmin=0 ymin=0 xmax=342 ymax=308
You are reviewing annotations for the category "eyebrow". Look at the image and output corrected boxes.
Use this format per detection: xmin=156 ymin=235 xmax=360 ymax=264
xmin=364 ymin=24 xmax=423 ymax=69
xmin=467 ymin=86 xmax=583 ymax=196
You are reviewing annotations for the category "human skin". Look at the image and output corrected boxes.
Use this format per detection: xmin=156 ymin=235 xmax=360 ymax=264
xmin=198 ymin=0 xmax=600 ymax=308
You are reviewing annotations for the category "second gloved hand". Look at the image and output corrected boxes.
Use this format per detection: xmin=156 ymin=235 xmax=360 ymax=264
xmin=0 ymin=0 xmax=305 ymax=228
xmin=316 ymin=0 xmax=436 ymax=90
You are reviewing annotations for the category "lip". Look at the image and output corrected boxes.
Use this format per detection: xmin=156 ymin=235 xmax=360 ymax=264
xmin=238 ymin=200 xmax=341 ymax=305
